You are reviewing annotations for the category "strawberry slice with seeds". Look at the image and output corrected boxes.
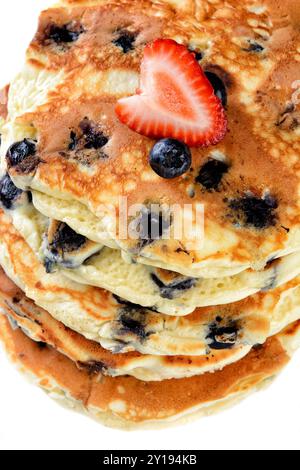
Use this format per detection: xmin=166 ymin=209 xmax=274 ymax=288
xmin=115 ymin=39 xmax=227 ymax=147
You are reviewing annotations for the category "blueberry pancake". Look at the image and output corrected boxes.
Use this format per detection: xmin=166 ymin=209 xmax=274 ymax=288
xmin=1 ymin=0 xmax=300 ymax=279
xmin=3 ymin=268 xmax=300 ymax=382
xmin=1 ymin=313 xmax=299 ymax=429
xmin=2 ymin=209 xmax=300 ymax=362
xmin=1 ymin=0 xmax=300 ymax=430
xmin=62 ymin=246 xmax=300 ymax=315
xmin=0 ymin=269 xmax=253 ymax=381
xmin=3 ymin=182 xmax=300 ymax=316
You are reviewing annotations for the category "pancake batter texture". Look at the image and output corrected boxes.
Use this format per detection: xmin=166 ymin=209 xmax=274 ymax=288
xmin=0 ymin=0 xmax=300 ymax=428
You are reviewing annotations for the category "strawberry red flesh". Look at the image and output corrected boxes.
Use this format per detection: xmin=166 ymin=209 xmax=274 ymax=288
xmin=115 ymin=39 xmax=227 ymax=147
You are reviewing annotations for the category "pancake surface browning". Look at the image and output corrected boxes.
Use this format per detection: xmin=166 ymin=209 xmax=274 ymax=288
xmin=1 ymin=0 xmax=300 ymax=278
xmin=1 ymin=208 xmax=300 ymax=365
xmin=1 ymin=313 xmax=299 ymax=428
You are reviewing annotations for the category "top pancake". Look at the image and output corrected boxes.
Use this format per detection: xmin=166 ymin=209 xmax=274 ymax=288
xmin=2 ymin=0 xmax=300 ymax=277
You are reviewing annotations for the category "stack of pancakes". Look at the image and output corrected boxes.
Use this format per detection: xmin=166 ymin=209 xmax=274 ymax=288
xmin=0 ymin=0 xmax=300 ymax=429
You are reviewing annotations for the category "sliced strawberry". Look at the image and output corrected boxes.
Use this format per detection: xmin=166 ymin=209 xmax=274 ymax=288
xmin=115 ymin=39 xmax=227 ymax=147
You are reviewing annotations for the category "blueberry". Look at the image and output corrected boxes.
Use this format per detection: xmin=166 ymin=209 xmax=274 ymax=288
xmin=205 ymin=72 xmax=227 ymax=107
xmin=66 ymin=120 xmax=109 ymax=164
xmin=77 ymin=361 xmax=107 ymax=374
xmin=44 ymin=222 xmax=88 ymax=273
xmin=48 ymin=23 xmax=83 ymax=44
xmin=206 ymin=322 xmax=238 ymax=350
xmin=136 ymin=208 xmax=170 ymax=244
xmin=151 ymin=274 xmax=196 ymax=300
xmin=119 ymin=307 xmax=148 ymax=340
xmin=68 ymin=131 xmax=78 ymax=151
xmin=229 ymin=195 xmax=278 ymax=229
xmin=50 ymin=223 xmax=87 ymax=253
xmin=194 ymin=51 xmax=204 ymax=61
xmin=44 ymin=258 xmax=55 ymax=274
xmin=113 ymin=295 xmax=142 ymax=309
xmin=244 ymin=42 xmax=264 ymax=53
xmin=188 ymin=48 xmax=203 ymax=61
xmin=196 ymin=159 xmax=229 ymax=190
xmin=150 ymin=139 xmax=192 ymax=179
xmin=113 ymin=295 xmax=157 ymax=313
xmin=113 ymin=31 xmax=136 ymax=53
xmin=79 ymin=118 xmax=108 ymax=149
xmin=6 ymin=139 xmax=36 ymax=167
xmin=0 ymin=174 xmax=23 ymax=209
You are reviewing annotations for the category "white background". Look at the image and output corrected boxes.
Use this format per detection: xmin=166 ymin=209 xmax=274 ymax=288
xmin=0 ymin=0 xmax=300 ymax=451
